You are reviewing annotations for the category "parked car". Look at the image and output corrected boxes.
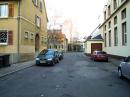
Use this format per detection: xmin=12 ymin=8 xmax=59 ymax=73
xmin=58 ymin=51 xmax=64 ymax=60
xmin=118 ymin=56 xmax=130 ymax=79
xmin=35 ymin=49 xmax=59 ymax=66
xmin=91 ymin=50 xmax=108 ymax=62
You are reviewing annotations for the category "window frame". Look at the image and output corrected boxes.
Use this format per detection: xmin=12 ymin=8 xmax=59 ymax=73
xmin=0 ymin=30 xmax=8 ymax=45
xmin=108 ymin=21 xmax=111 ymax=29
xmin=114 ymin=27 xmax=118 ymax=46
xmin=24 ymin=31 xmax=29 ymax=39
xmin=122 ymin=22 xmax=127 ymax=46
xmin=35 ymin=15 xmax=41 ymax=28
xmin=32 ymin=0 xmax=38 ymax=7
xmin=113 ymin=0 xmax=117 ymax=10
xmin=39 ymin=1 xmax=43 ymax=12
xmin=0 ymin=4 xmax=8 ymax=18
xmin=30 ymin=32 xmax=34 ymax=40
xmin=121 ymin=8 xmax=126 ymax=20
xmin=114 ymin=16 xmax=117 ymax=25
xmin=108 ymin=5 xmax=111 ymax=16
xmin=104 ymin=33 xmax=107 ymax=47
xmin=108 ymin=30 xmax=111 ymax=47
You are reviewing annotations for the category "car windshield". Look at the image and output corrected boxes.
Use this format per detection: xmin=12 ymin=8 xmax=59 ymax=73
xmin=39 ymin=49 xmax=48 ymax=55
xmin=97 ymin=51 xmax=106 ymax=54
xmin=39 ymin=50 xmax=54 ymax=55
xmin=45 ymin=50 xmax=54 ymax=55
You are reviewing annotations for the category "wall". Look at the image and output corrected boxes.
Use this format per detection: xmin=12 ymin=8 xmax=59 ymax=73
xmin=84 ymin=41 xmax=103 ymax=54
xmin=100 ymin=0 xmax=130 ymax=57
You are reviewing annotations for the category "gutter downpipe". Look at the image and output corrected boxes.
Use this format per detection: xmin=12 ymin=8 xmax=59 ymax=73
xmin=17 ymin=0 xmax=20 ymax=62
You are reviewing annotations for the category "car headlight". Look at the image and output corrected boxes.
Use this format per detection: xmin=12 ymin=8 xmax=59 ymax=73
xmin=47 ymin=58 xmax=53 ymax=61
xmin=36 ymin=58 xmax=40 ymax=60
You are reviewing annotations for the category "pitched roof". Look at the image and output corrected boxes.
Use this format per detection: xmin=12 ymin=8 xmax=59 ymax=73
xmin=92 ymin=34 xmax=103 ymax=40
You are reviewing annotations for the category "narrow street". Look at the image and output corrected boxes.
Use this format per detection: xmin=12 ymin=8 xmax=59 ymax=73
xmin=0 ymin=52 xmax=130 ymax=97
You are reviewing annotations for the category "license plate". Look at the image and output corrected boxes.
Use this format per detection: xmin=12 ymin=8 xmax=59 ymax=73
xmin=40 ymin=61 xmax=46 ymax=63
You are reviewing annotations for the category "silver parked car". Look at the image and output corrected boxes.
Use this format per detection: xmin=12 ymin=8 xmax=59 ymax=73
xmin=118 ymin=56 xmax=130 ymax=79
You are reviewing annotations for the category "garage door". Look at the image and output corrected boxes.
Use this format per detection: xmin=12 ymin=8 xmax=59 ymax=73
xmin=91 ymin=43 xmax=102 ymax=54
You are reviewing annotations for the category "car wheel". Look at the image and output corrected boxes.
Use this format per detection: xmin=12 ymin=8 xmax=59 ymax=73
xmin=93 ymin=58 xmax=96 ymax=61
xmin=57 ymin=59 xmax=59 ymax=63
xmin=118 ymin=68 xmax=123 ymax=79
xmin=106 ymin=59 xmax=108 ymax=62
xmin=51 ymin=61 xmax=55 ymax=66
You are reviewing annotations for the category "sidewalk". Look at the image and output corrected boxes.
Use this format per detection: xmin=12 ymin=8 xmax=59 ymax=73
xmin=0 ymin=60 xmax=35 ymax=78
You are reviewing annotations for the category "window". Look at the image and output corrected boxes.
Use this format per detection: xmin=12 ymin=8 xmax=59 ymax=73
xmin=109 ymin=30 xmax=111 ymax=47
xmin=30 ymin=33 xmax=34 ymax=40
xmin=32 ymin=0 xmax=38 ymax=6
xmin=108 ymin=5 xmax=111 ymax=16
xmin=113 ymin=0 xmax=117 ymax=10
xmin=104 ymin=33 xmax=107 ymax=47
xmin=114 ymin=16 xmax=117 ymax=25
xmin=41 ymin=36 xmax=47 ymax=43
xmin=24 ymin=32 xmax=29 ymax=38
xmin=104 ymin=11 xmax=106 ymax=20
xmin=104 ymin=25 xmax=106 ymax=31
xmin=0 ymin=4 xmax=8 ymax=18
xmin=121 ymin=0 xmax=124 ymax=2
xmin=39 ymin=1 xmax=43 ymax=12
xmin=35 ymin=15 xmax=41 ymax=27
xmin=108 ymin=21 xmax=111 ymax=28
xmin=0 ymin=30 xmax=13 ymax=45
xmin=114 ymin=27 xmax=118 ymax=46
xmin=41 ymin=36 xmax=44 ymax=43
xmin=122 ymin=22 xmax=127 ymax=46
xmin=0 ymin=31 xmax=7 ymax=45
xmin=121 ymin=8 xmax=126 ymax=20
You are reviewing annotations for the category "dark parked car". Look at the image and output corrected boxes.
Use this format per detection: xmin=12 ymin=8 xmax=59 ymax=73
xmin=35 ymin=49 xmax=59 ymax=66
xmin=58 ymin=51 xmax=64 ymax=60
xmin=91 ymin=50 xmax=108 ymax=62
xmin=118 ymin=56 xmax=130 ymax=79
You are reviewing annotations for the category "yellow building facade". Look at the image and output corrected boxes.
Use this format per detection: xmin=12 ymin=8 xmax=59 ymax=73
xmin=0 ymin=0 xmax=48 ymax=63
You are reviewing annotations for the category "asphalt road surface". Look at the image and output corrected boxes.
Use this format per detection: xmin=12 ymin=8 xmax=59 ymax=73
xmin=0 ymin=52 xmax=130 ymax=97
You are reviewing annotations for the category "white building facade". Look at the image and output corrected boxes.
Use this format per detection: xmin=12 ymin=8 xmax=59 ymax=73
xmin=99 ymin=0 xmax=130 ymax=57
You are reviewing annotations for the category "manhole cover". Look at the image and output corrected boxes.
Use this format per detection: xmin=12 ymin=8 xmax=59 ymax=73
xmin=61 ymin=94 xmax=74 ymax=97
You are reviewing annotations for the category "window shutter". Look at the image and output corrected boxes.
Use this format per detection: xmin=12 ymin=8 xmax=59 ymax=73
xmin=8 ymin=31 xmax=13 ymax=45
xmin=8 ymin=3 xmax=14 ymax=17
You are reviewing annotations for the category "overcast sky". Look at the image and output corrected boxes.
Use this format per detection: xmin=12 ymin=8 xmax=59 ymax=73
xmin=45 ymin=0 xmax=107 ymax=39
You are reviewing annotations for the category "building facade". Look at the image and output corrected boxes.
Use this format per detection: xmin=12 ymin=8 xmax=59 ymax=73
xmin=48 ymin=29 xmax=68 ymax=52
xmin=0 ymin=0 xmax=48 ymax=63
xmin=99 ymin=0 xmax=130 ymax=57
xmin=84 ymin=34 xmax=103 ymax=55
